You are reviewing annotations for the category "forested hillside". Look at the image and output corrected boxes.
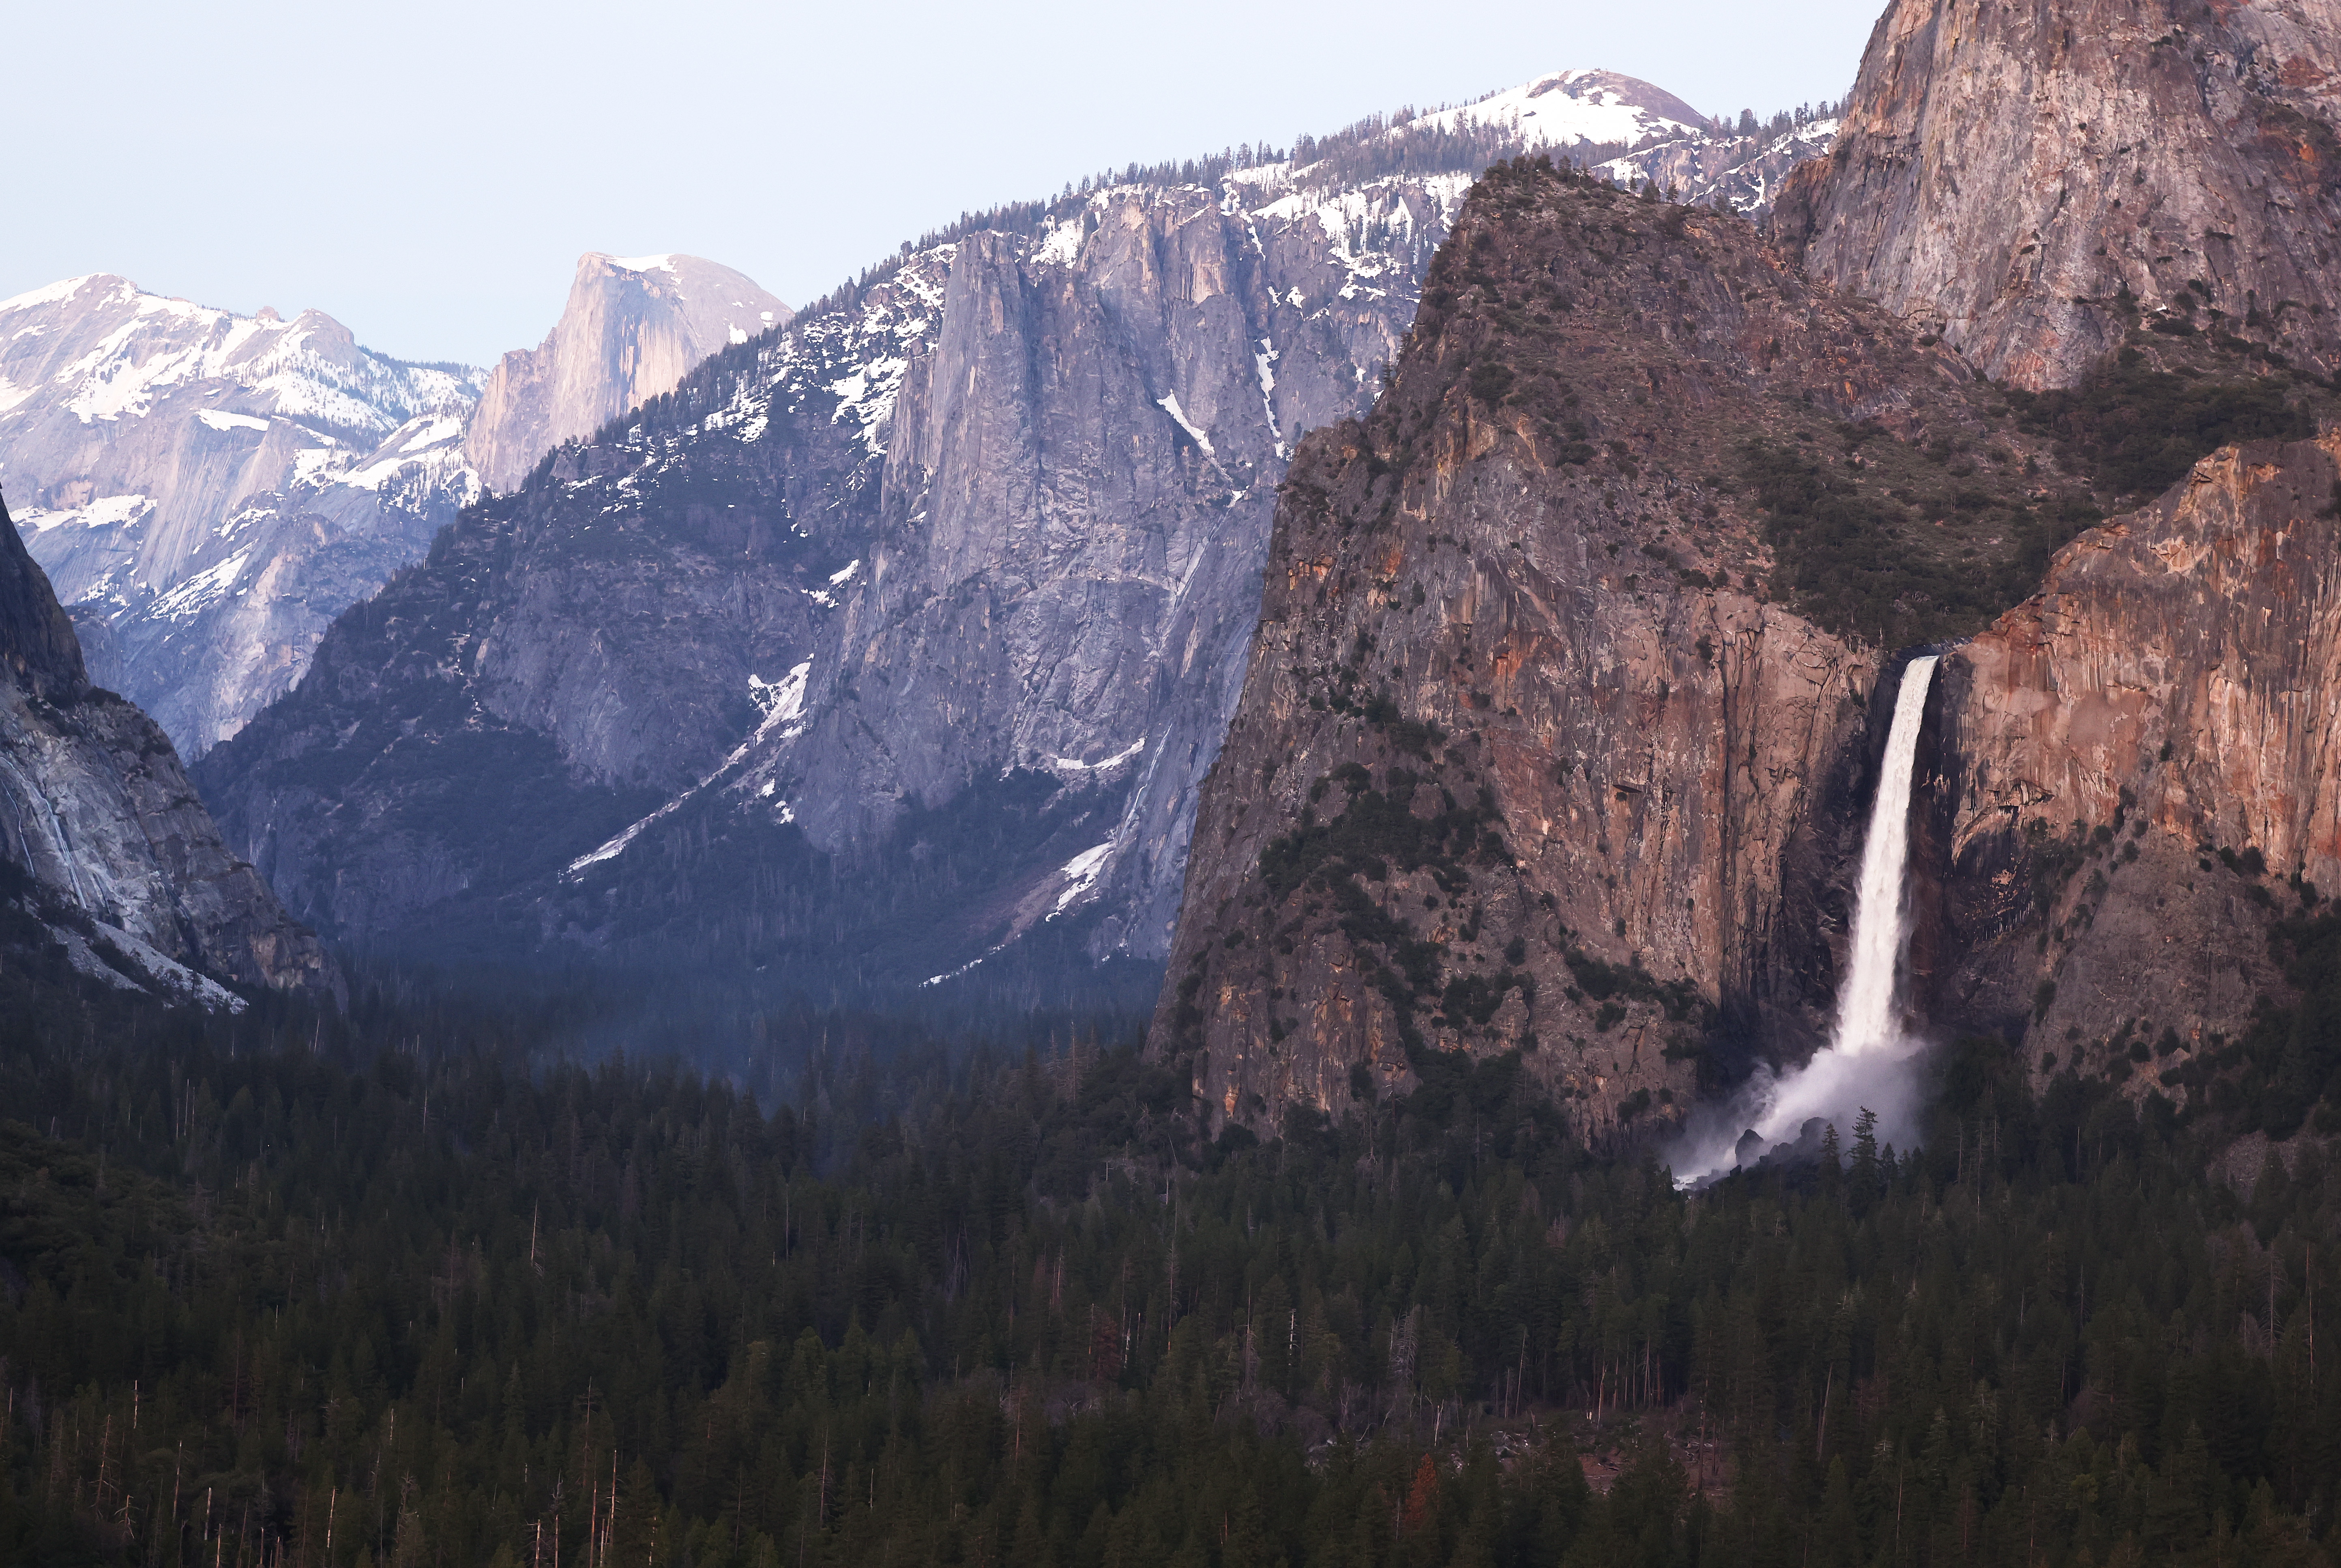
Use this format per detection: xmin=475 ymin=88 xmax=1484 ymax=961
xmin=3 ymin=967 xmax=2337 ymax=1567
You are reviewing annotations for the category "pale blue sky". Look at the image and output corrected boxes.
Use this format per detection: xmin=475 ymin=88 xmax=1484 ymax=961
xmin=9 ymin=0 xmax=1883 ymax=366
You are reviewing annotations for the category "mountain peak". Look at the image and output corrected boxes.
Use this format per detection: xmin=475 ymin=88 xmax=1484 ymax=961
xmin=1414 ymin=68 xmax=1711 ymax=151
xmin=463 ymin=251 xmax=791 ymax=492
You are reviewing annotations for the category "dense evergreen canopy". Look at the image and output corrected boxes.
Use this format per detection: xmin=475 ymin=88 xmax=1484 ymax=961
xmin=2 ymin=970 xmax=2337 ymax=1568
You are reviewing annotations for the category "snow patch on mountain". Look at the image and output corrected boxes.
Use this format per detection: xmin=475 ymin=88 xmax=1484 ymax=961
xmin=1157 ymin=393 xmax=1214 ymax=458
xmin=1039 ymin=738 xmax=1146 ymax=779
xmin=749 ymin=660 xmax=814 ymax=730
xmin=17 ymin=493 xmax=155 ymax=534
xmin=830 ymin=357 xmax=906 ymax=455
xmin=1051 ymin=841 xmax=1114 ymax=918
xmin=150 ymin=548 xmax=252 ymax=622
xmin=1414 ymin=69 xmax=1709 ymax=150
xmin=1034 ymin=216 xmax=1089 ymax=267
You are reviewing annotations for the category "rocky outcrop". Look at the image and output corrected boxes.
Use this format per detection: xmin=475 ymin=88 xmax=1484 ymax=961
xmin=0 ymin=491 xmax=338 ymax=1002
xmin=1609 ymin=118 xmax=1839 ymax=212
xmin=463 ymin=254 xmax=788 ymax=494
xmin=1144 ymin=157 xmax=2081 ymax=1136
xmin=1775 ymin=0 xmax=2341 ymax=389
xmin=1924 ymin=432 xmax=2341 ymax=1085
xmin=0 ymin=276 xmax=485 ymax=756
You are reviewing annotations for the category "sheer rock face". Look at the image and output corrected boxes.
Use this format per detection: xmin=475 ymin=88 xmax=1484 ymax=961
xmin=1775 ymin=0 xmax=2341 ymax=389
xmin=189 ymin=80 xmax=1840 ymax=995
xmin=1145 ymin=161 xmax=2056 ymax=1137
xmin=463 ymin=254 xmax=789 ymax=494
xmin=761 ymin=191 xmax=1449 ymax=964
xmin=1925 ymin=432 xmax=2341 ymax=1076
xmin=0 ymin=277 xmax=485 ymax=756
xmin=0 ymin=495 xmax=338 ymax=1000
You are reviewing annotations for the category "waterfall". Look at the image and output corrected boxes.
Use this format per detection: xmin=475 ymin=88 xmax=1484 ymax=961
xmin=1829 ymin=654 xmax=1937 ymax=1058
xmin=1670 ymin=655 xmax=1938 ymax=1182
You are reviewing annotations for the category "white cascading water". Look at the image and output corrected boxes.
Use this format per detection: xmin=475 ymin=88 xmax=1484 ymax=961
xmin=1672 ymin=656 xmax=1939 ymax=1182
xmin=1827 ymin=654 xmax=1938 ymax=1060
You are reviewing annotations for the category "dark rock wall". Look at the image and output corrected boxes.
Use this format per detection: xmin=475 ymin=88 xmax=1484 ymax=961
xmin=0 ymin=493 xmax=338 ymax=999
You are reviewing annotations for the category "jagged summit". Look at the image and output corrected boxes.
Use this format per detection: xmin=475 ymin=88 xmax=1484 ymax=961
xmin=463 ymin=251 xmax=790 ymax=493
xmin=5 ymin=251 xmax=787 ymax=759
xmin=0 ymin=274 xmax=478 ymax=433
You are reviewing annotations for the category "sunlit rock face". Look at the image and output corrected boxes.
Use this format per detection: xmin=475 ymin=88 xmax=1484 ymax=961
xmin=1926 ymin=433 xmax=2341 ymax=1085
xmin=1144 ymin=158 xmax=2074 ymax=1137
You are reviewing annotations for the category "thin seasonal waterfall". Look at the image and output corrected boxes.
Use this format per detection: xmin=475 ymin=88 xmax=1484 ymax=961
xmin=1671 ymin=654 xmax=1939 ymax=1181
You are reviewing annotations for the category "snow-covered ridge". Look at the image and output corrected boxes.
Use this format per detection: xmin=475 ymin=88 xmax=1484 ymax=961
xmin=0 ymin=274 xmax=483 ymax=433
xmin=609 ymin=68 xmax=1826 ymax=505
xmin=0 ymin=275 xmax=492 ymax=754
xmin=1412 ymin=68 xmax=1710 ymax=151
xmin=1217 ymin=69 xmax=1832 ymax=219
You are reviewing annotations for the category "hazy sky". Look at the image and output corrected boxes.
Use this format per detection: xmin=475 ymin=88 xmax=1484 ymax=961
xmin=11 ymin=0 xmax=1883 ymax=367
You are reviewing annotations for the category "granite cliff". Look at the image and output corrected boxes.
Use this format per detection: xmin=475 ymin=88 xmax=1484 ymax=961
xmin=1918 ymin=432 xmax=2341 ymax=1127
xmin=1775 ymin=0 xmax=2341 ymax=389
xmin=195 ymin=180 xmax=1467 ymax=1000
xmin=1154 ymin=0 xmax=2341 ymax=1139
xmin=0 ymin=491 xmax=337 ymax=1004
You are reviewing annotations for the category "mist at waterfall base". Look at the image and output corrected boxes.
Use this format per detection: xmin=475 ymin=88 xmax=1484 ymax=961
xmin=1669 ymin=656 xmax=1941 ymax=1188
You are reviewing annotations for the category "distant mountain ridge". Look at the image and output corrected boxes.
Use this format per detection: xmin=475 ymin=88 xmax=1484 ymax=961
xmin=2 ymin=256 xmax=785 ymax=758
xmin=1421 ymin=68 xmax=1714 ymax=144
xmin=0 ymin=276 xmax=484 ymax=755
